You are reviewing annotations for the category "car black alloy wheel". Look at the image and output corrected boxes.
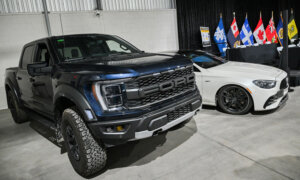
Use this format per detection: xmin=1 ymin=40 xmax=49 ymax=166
xmin=65 ymin=124 xmax=80 ymax=161
xmin=218 ymin=86 xmax=253 ymax=114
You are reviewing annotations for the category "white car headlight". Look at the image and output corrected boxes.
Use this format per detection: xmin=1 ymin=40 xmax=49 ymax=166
xmin=253 ymin=80 xmax=276 ymax=89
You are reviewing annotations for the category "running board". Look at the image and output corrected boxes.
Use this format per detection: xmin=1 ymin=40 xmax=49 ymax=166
xmin=28 ymin=110 xmax=62 ymax=148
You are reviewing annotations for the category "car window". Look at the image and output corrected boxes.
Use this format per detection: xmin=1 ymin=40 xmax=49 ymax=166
xmin=192 ymin=54 xmax=225 ymax=69
xmin=52 ymin=35 xmax=140 ymax=62
xmin=21 ymin=45 xmax=35 ymax=69
xmin=58 ymin=47 xmax=83 ymax=59
xmin=35 ymin=44 xmax=51 ymax=64
xmin=106 ymin=40 xmax=132 ymax=53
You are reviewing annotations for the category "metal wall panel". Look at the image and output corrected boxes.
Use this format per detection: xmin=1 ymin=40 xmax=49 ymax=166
xmin=0 ymin=0 xmax=97 ymax=13
xmin=46 ymin=0 xmax=96 ymax=12
xmin=0 ymin=0 xmax=175 ymax=14
xmin=101 ymin=0 xmax=175 ymax=11
xmin=0 ymin=0 xmax=43 ymax=13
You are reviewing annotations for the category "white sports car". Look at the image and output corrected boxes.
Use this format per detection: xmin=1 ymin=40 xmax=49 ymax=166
xmin=173 ymin=50 xmax=289 ymax=114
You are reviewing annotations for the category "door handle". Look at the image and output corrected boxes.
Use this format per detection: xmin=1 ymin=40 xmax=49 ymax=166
xmin=29 ymin=78 xmax=35 ymax=83
xmin=205 ymin=80 xmax=211 ymax=82
xmin=17 ymin=76 xmax=22 ymax=80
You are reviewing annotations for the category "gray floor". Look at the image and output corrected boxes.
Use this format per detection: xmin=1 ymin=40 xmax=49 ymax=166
xmin=1 ymin=88 xmax=300 ymax=180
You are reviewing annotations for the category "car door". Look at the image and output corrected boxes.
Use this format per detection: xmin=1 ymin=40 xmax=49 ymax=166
xmin=30 ymin=42 xmax=54 ymax=117
xmin=16 ymin=45 xmax=35 ymax=109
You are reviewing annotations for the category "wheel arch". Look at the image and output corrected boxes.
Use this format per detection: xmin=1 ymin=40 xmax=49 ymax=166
xmin=54 ymin=84 xmax=97 ymax=123
xmin=5 ymin=79 xmax=22 ymax=106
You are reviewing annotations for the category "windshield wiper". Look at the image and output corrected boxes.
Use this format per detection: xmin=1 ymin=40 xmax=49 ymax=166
xmin=64 ymin=57 xmax=87 ymax=62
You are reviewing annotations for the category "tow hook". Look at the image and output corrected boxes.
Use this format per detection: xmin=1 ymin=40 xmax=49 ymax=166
xmin=195 ymin=108 xmax=200 ymax=115
xmin=153 ymin=129 xmax=163 ymax=136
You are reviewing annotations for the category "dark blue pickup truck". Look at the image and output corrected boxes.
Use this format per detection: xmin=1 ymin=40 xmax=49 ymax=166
xmin=5 ymin=34 xmax=201 ymax=177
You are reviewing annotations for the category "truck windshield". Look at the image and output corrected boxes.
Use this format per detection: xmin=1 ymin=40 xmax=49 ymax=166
xmin=52 ymin=35 xmax=141 ymax=62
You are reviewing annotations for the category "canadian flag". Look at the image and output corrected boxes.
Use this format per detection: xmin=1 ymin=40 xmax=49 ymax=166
xmin=253 ymin=17 xmax=266 ymax=44
xmin=265 ymin=18 xmax=278 ymax=43
xmin=231 ymin=18 xmax=239 ymax=38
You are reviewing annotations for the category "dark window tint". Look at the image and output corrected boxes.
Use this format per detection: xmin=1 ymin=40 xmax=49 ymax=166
xmin=21 ymin=46 xmax=35 ymax=69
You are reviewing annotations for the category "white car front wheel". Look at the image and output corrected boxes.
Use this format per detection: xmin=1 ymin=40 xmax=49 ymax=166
xmin=217 ymin=85 xmax=253 ymax=115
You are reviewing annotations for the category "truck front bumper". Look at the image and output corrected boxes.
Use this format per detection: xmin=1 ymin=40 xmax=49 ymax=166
xmin=88 ymin=93 xmax=201 ymax=147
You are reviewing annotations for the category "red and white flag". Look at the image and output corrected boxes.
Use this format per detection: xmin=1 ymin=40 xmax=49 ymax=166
xmin=253 ymin=17 xmax=266 ymax=44
xmin=265 ymin=17 xmax=278 ymax=43
xmin=231 ymin=18 xmax=239 ymax=38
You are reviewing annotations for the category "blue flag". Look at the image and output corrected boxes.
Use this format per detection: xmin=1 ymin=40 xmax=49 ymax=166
xmin=214 ymin=18 xmax=227 ymax=57
xmin=277 ymin=16 xmax=283 ymax=46
xmin=240 ymin=18 xmax=254 ymax=45
xmin=227 ymin=17 xmax=241 ymax=48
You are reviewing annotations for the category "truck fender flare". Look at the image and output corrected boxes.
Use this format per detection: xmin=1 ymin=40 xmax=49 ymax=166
xmin=54 ymin=85 xmax=97 ymax=122
xmin=5 ymin=78 xmax=22 ymax=106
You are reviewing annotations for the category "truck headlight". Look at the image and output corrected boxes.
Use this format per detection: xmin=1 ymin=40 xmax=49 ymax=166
xmin=92 ymin=83 xmax=124 ymax=111
xmin=253 ymin=80 xmax=276 ymax=89
xmin=102 ymin=84 xmax=123 ymax=108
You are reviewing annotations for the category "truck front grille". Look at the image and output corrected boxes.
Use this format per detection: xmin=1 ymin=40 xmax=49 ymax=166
xmin=137 ymin=67 xmax=193 ymax=87
xmin=125 ymin=66 xmax=195 ymax=108
xmin=167 ymin=104 xmax=192 ymax=122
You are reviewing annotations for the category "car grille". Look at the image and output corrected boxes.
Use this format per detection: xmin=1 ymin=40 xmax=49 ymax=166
xmin=167 ymin=104 xmax=192 ymax=122
xmin=125 ymin=66 xmax=195 ymax=108
xmin=280 ymin=77 xmax=288 ymax=89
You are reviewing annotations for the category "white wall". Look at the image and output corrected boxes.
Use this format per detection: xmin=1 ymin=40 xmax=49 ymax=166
xmin=0 ymin=9 xmax=179 ymax=109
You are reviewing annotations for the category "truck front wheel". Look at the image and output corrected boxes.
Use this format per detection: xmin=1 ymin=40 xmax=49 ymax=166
xmin=61 ymin=108 xmax=107 ymax=177
xmin=7 ymin=90 xmax=28 ymax=123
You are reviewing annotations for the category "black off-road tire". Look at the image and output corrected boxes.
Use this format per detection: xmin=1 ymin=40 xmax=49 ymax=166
xmin=61 ymin=108 xmax=107 ymax=177
xmin=7 ymin=90 xmax=28 ymax=123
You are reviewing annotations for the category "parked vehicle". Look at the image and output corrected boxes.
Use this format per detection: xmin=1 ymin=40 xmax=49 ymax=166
xmin=4 ymin=34 xmax=202 ymax=177
xmin=166 ymin=50 xmax=288 ymax=115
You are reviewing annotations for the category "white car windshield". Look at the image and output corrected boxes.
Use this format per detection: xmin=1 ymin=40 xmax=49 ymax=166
xmin=192 ymin=53 xmax=226 ymax=68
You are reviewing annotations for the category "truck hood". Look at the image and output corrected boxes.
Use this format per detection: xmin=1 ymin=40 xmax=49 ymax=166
xmin=58 ymin=54 xmax=192 ymax=80
xmin=209 ymin=61 xmax=284 ymax=80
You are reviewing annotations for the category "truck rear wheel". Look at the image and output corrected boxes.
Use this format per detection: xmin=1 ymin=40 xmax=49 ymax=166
xmin=61 ymin=108 xmax=107 ymax=177
xmin=7 ymin=90 xmax=28 ymax=123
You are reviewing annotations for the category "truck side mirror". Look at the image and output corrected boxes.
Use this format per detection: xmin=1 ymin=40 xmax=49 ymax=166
xmin=27 ymin=62 xmax=52 ymax=77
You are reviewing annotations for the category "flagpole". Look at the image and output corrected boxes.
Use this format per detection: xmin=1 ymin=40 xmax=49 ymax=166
xmin=272 ymin=11 xmax=273 ymax=20
xmin=246 ymin=12 xmax=248 ymax=19
xmin=278 ymin=11 xmax=283 ymax=46
xmin=233 ymin=12 xmax=235 ymax=18
xmin=260 ymin=11 xmax=262 ymax=18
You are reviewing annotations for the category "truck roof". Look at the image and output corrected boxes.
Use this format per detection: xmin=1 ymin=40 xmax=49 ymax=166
xmin=24 ymin=33 xmax=113 ymax=47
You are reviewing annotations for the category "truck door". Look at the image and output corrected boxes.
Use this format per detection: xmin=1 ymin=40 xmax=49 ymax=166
xmin=16 ymin=45 xmax=35 ymax=109
xmin=30 ymin=43 xmax=54 ymax=117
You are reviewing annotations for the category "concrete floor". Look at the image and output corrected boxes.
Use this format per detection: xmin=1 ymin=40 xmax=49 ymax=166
xmin=0 ymin=88 xmax=300 ymax=180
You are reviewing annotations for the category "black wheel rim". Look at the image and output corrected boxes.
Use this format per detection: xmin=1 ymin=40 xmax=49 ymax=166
xmin=220 ymin=87 xmax=250 ymax=113
xmin=65 ymin=125 xmax=80 ymax=161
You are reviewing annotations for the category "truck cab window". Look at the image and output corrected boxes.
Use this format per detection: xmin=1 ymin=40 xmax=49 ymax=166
xmin=35 ymin=44 xmax=50 ymax=64
xmin=21 ymin=45 xmax=35 ymax=69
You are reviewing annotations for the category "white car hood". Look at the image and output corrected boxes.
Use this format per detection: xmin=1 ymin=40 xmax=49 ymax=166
xmin=209 ymin=61 xmax=283 ymax=80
